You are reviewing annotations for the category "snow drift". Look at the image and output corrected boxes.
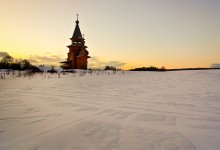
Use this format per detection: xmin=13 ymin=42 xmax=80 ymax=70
xmin=0 ymin=70 xmax=220 ymax=150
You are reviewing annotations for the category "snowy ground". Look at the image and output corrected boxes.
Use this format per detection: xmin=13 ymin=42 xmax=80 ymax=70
xmin=0 ymin=70 xmax=220 ymax=150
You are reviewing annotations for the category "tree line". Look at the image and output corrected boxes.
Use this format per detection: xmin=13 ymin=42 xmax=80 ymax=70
xmin=0 ymin=55 xmax=39 ymax=71
xmin=130 ymin=66 xmax=166 ymax=71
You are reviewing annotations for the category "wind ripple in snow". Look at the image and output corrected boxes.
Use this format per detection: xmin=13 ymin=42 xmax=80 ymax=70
xmin=0 ymin=70 xmax=220 ymax=150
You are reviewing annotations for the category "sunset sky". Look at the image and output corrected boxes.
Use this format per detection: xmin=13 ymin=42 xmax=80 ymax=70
xmin=0 ymin=0 xmax=220 ymax=69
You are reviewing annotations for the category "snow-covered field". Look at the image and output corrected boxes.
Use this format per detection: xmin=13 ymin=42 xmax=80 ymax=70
xmin=0 ymin=70 xmax=220 ymax=150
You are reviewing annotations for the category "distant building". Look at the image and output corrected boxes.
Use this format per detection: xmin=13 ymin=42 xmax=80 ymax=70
xmin=60 ymin=15 xmax=90 ymax=70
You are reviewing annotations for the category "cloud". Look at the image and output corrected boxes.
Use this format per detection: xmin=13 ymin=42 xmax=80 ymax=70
xmin=29 ymin=55 xmax=64 ymax=66
xmin=108 ymin=61 xmax=126 ymax=67
xmin=210 ymin=63 xmax=220 ymax=68
xmin=0 ymin=52 xmax=9 ymax=58
xmin=0 ymin=51 xmax=64 ymax=66
xmin=88 ymin=56 xmax=126 ymax=69
xmin=0 ymin=52 xmax=125 ymax=69
xmin=28 ymin=59 xmax=39 ymax=63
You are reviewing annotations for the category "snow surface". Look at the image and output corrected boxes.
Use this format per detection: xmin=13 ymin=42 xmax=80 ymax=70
xmin=0 ymin=70 xmax=220 ymax=150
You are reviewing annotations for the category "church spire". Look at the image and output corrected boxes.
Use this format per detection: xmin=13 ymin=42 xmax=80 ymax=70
xmin=72 ymin=14 xmax=82 ymax=38
xmin=76 ymin=14 xmax=79 ymax=24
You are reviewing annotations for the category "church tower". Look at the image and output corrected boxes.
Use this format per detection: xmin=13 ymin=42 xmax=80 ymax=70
xmin=60 ymin=15 xmax=90 ymax=70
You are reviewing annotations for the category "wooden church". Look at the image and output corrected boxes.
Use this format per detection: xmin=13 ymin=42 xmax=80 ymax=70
xmin=60 ymin=15 xmax=90 ymax=70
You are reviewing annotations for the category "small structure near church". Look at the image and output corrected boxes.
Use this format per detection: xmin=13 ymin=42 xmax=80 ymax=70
xmin=60 ymin=15 xmax=90 ymax=70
